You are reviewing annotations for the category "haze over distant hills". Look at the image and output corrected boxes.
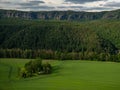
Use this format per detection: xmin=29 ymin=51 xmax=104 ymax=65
xmin=0 ymin=9 xmax=120 ymax=21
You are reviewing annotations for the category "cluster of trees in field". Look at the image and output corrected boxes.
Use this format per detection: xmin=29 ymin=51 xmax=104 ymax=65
xmin=0 ymin=19 xmax=120 ymax=61
xmin=20 ymin=58 xmax=52 ymax=78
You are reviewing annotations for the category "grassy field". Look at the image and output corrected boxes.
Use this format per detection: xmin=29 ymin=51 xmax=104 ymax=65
xmin=0 ymin=58 xmax=120 ymax=90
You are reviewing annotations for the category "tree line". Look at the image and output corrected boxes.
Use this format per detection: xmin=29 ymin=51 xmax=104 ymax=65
xmin=0 ymin=49 xmax=120 ymax=62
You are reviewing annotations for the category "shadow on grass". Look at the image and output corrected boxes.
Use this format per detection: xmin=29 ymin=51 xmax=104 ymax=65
xmin=52 ymin=65 xmax=62 ymax=74
xmin=0 ymin=62 xmax=13 ymax=80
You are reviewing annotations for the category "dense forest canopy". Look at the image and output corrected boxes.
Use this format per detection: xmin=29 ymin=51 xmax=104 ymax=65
xmin=0 ymin=9 xmax=120 ymax=61
xmin=0 ymin=19 xmax=119 ymax=52
xmin=0 ymin=19 xmax=120 ymax=61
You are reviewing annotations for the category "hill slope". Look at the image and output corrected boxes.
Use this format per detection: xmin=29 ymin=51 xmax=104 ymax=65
xmin=0 ymin=19 xmax=119 ymax=53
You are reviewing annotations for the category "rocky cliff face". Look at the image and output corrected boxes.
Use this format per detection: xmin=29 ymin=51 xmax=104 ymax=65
xmin=0 ymin=9 xmax=120 ymax=20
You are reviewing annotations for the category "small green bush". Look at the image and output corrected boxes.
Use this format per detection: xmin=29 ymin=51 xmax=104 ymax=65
xmin=20 ymin=58 xmax=52 ymax=78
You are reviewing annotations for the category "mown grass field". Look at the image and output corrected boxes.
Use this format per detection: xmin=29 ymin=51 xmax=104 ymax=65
xmin=0 ymin=58 xmax=120 ymax=90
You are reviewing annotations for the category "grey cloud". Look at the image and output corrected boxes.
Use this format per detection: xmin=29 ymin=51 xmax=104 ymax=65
xmin=57 ymin=6 xmax=83 ymax=8
xmin=0 ymin=0 xmax=119 ymax=12
xmin=69 ymin=6 xmax=83 ymax=8
xmin=0 ymin=1 xmax=11 ymax=4
xmin=65 ymin=0 xmax=106 ymax=4
xmin=57 ymin=5 xmax=112 ymax=11
xmin=0 ymin=0 xmax=45 ymax=7
xmin=0 ymin=0 xmax=54 ymax=11
xmin=58 ymin=4 xmax=110 ymax=11
xmin=18 ymin=1 xmax=45 ymax=6
xmin=17 ymin=6 xmax=55 ymax=11
xmin=29 ymin=1 xmax=45 ymax=4
xmin=16 ymin=0 xmax=47 ymax=10
xmin=57 ymin=6 xmax=68 ymax=8
xmin=81 ymin=7 xmax=113 ymax=11
xmin=57 ymin=6 xmax=84 ymax=11
xmin=104 ymin=2 xmax=120 ymax=7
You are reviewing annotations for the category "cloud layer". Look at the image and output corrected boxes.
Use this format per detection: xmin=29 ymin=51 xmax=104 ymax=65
xmin=65 ymin=0 xmax=105 ymax=4
xmin=0 ymin=0 xmax=120 ymax=12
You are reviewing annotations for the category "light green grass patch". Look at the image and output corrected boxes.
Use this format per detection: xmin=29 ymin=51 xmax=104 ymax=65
xmin=0 ymin=58 xmax=120 ymax=90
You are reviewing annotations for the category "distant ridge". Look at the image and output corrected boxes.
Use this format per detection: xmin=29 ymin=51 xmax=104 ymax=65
xmin=0 ymin=9 xmax=120 ymax=21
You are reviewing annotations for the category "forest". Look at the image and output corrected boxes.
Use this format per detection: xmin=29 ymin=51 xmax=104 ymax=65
xmin=0 ymin=18 xmax=120 ymax=62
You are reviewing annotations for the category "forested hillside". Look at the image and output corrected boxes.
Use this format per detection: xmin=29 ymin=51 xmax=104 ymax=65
xmin=0 ymin=9 xmax=120 ymax=21
xmin=0 ymin=19 xmax=120 ymax=61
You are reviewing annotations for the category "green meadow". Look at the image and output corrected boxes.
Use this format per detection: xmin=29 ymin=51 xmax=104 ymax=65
xmin=0 ymin=58 xmax=120 ymax=90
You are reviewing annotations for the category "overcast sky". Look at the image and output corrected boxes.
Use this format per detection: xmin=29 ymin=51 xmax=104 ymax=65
xmin=0 ymin=0 xmax=120 ymax=12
